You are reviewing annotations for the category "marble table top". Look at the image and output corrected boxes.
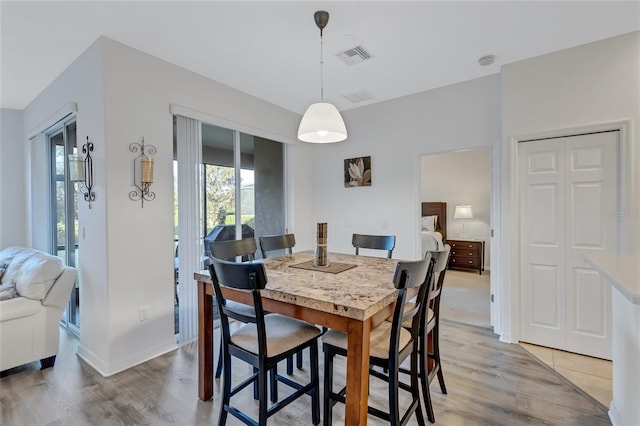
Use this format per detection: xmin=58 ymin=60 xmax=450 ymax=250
xmin=195 ymin=251 xmax=400 ymax=321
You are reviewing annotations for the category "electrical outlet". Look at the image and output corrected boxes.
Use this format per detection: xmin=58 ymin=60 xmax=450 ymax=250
xmin=139 ymin=307 xmax=147 ymax=321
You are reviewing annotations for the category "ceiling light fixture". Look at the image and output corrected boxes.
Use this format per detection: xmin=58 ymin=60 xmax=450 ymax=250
xmin=297 ymin=10 xmax=347 ymax=143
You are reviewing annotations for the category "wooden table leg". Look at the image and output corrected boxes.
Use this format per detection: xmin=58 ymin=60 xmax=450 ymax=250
xmin=345 ymin=319 xmax=371 ymax=426
xmin=198 ymin=280 xmax=214 ymax=400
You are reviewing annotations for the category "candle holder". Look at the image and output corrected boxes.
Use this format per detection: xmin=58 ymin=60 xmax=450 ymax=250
xmin=129 ymin=137 xmax=156 ymax=207
xmin=68 ymin=136 xmax=95 ymax=208
xmin=314 ymin=222 xmax=329 ymax=267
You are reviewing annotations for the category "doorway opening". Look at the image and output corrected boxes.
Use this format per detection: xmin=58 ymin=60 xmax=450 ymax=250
xmin=420 ymin=147 xmax=492 ymax=328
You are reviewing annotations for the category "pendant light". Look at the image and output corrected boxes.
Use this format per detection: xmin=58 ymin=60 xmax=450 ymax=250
xmin=297 ymin=11 xmax=348 ymax=143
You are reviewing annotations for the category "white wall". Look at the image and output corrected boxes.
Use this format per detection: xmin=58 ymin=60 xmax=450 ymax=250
xmin=500 ymin=31 xmax=640 ymax=343
xmin=306 ymin=74 xmax=501 ymax=260
xmin=22 ymin=36 xmax=306 ymax=375
xmin=0 ymin=109 xmax=27 ymax=248
xmin=421 ymin=148 xmax=491 ymax=268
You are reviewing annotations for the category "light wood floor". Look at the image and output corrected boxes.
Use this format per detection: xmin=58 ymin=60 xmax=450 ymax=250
xmin=439 ymin=268 xmax=612 ymax=411
xmin=0 ymin=320 xmax=609 ymax=425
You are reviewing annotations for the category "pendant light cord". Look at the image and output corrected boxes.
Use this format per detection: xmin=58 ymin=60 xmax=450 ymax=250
xmin=319 ymin=30 xmax=324 ymax=102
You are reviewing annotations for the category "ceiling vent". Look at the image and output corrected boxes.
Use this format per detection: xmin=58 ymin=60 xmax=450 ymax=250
xmin=342 ymin=90 xmax=374 ymax=104
xmin=336 ymin=46 xmax=372 ymax=65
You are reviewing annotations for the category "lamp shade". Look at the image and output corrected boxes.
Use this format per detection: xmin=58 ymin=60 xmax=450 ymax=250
xmin=297 ymin=102 xmax=347 ymax=143
xmin=454 ymin=205 xmax=473 ymax=219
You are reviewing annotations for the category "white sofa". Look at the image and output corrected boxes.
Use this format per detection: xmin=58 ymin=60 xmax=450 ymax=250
xmin=0 ymin=246 xmax=77 ymax=371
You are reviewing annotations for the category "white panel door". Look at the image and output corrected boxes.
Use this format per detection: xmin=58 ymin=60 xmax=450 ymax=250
xmin=519 ymin=131 xmax=618 ymax=359
xmin=564 ymin=132 xmax=617 ymax=358
xmin=519 ymin=140 xmax=566 ymax=349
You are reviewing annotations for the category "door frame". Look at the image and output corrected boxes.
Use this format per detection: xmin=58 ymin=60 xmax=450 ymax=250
xmin=501 ymin=119 xmax=634 ymax=344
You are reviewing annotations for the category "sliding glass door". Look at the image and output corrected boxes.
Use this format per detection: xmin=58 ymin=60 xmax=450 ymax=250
xmin=173 ymin=119 xmax=286 ymax=337
xmin=49 ymin=118 xmax=80 ymax=334
xmin=200 ymin=123 xmax=285 ymax=257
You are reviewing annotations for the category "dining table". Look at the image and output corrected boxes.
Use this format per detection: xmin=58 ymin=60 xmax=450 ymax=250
xmin=194 ymin=250 xmax=401 ymax=426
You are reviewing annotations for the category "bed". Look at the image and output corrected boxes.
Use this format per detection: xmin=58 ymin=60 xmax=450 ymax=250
xmin=420 ymin=202 xmax=447 ymax=253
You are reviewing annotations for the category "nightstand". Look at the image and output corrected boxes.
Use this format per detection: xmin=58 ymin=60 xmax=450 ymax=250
xmin=447 ymin=239 xmax=485 ymax=275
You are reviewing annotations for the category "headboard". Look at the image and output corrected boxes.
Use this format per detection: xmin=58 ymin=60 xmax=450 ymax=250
xmin=421 ymin=202 xmax=447 ymax=241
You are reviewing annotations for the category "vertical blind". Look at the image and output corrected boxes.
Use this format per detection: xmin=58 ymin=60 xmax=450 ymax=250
xmin=176 ymin=115 xmax=202 ymax=344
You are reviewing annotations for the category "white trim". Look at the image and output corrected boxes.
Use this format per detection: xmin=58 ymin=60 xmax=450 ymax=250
xmin=502 ymin=119 xmax=634 ymax=345
xmin=169 ymin=104 xmax=297 ymax=146
xmin=490 ymin=143 xmax=502 ymax=335
xmin=27 ymin=101 xmax=77 ymax=140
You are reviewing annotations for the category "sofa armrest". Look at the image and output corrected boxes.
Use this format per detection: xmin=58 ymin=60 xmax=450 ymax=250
xmin=42 ymin=267 xmax=77 ymax=310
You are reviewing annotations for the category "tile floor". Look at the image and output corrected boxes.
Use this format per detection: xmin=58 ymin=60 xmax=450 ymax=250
xmin=520 ymin=342 xmax=612 ymax=409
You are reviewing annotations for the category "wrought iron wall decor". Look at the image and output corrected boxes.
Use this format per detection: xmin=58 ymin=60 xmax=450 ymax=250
xmin=68 ymin=136 xmax=96 ymax=208
xmin=129 ymin=137 xmax=156 ymax=207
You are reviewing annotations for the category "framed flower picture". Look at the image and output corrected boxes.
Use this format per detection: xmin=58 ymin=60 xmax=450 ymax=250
xmin=344 ymin=156 xmax=371 ymax=187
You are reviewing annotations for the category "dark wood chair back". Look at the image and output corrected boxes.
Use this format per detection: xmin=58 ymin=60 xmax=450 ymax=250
xmin=429 ymin=244 xmax=451 ymax=311
xmin=352 ymin=233 xmax=396 ymax=258
xmin=210 ymin=238 xmax=257 ymax=262
xmin=388 ymin=254 xmax=433 ymax=357
xmin=209 ymin=258 xmax=267 ymax=332
xmin=259 ymin=234 xmax=296 ymax=258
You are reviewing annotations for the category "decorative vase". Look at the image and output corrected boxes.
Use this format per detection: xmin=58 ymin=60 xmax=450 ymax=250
xmin=314 ymin=222 xmax=329 ymax=267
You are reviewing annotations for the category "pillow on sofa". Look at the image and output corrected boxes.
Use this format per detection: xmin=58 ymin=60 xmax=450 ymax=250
xmin=5 ymin=250 xmax=64 ymax=300
xmin=0 ymin=262 xmax=8 ymax=281
xmin=0 ymin=246 xmax=26 ymax=283
xmin=0 ymin=280 xmax=17 ymax=300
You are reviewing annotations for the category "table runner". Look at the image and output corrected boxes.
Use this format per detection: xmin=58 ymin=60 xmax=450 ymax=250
xmin=289 ymin=260 xmax=357 ymax=274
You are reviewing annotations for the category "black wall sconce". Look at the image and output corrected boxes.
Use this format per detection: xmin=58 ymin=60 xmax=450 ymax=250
xmin=129 ymin=137 xmax=156 ymax=207
xmin=68 ymin=136 xmax=95 ymax=208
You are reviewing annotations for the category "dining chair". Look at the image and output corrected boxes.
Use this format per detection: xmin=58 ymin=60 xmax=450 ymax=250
xmin=210 ymin=238 xmax=257 ymax=263
xmin=258 ymin=233 xmax=304 ymax=374
xmin=399 ymin=245 xmax=450 ymax=423
xmin=210 ymin=237 xmax=288 ymax=403
xmin=352 ymin=233 xmax=396 ymax=258
xmin=209 ymin=258 xmax=321 ymax=426
xmin=259 ymin=233 xmax=296 ymax=259
xmin=322 ymin=254 xmax=433 ymax=426
xmin=420 ymin=245 xmax=451 ymax=422
xmin=210 ymin=238 xmax=259 ymax=378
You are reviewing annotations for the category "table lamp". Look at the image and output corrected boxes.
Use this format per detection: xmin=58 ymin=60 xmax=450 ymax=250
xmin=454 ymin=205 xmax=473 ymax=238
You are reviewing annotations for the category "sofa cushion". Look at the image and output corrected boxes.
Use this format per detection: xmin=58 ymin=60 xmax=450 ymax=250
xmin=0 ymin=296 xmax=41 ymax=321
xmin=0 ymin=280 xmax=17 ymax=301
xmin=4 ymin=250 xmax=64 ymax=300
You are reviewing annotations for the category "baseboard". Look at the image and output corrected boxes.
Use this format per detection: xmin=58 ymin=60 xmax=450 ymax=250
xmin=608 ymin=401 xmax=622 ymax=426
xmin=77 ymin=339 xmax=178 ymax=377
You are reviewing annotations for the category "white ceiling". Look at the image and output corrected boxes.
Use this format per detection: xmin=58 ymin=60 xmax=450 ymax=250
xmin=2 ymin=1 xmax=639 ymax=113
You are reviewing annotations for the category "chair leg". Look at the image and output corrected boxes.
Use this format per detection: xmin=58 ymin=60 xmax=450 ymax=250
xmin=310 ymin=341 xmax=320 ymax=425
xmin=411 ymin=348 xmax=426 ymax=426
xmin=388 ymin=359 xmax=400 ymax=426
xmin=219 ymin=349 xmax=231 ymax=426
xmin=215 ymin=339 xmax=223 ymax=379
xmin=270 ymin=365 xmax=278 ymax=403
xmin=258 ymin=361 xmax=269 ymax=426
xmin=421 ymin=332 xmax=435 ymax=424
xmin=296 ymin=349 xmax=303 ymax=369
xmin=286 ymin=355 xmax=294 ymax=375
xmin=433 ymin=322 xmax=447 ymax=394
xmin=322 ymin=345 xmax=334 ymax=426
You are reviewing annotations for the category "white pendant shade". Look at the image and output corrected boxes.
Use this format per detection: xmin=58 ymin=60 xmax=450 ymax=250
xmin=297 ymin=102 xmax=348 ymax=143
